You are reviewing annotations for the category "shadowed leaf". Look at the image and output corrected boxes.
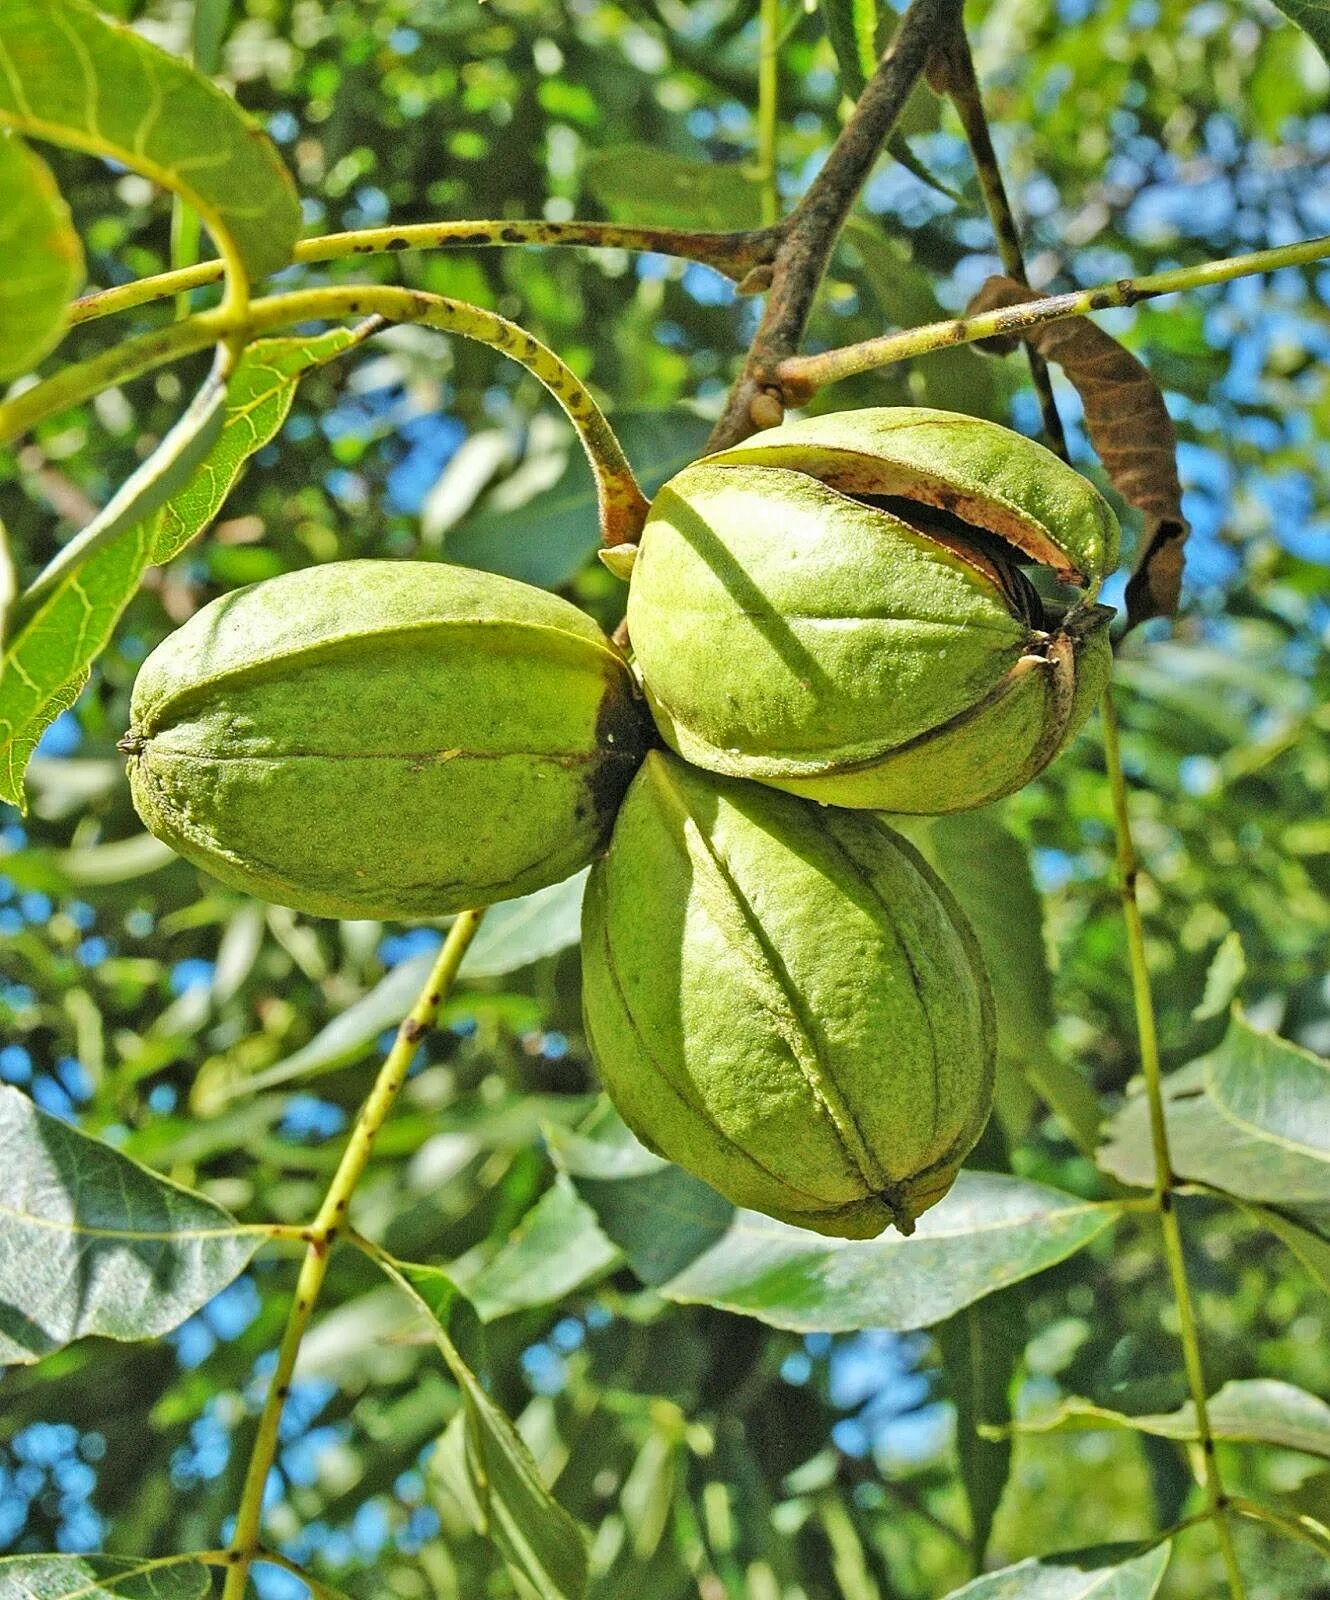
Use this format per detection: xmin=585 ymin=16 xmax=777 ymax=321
xmin=369 ymin=1256 xmax=589 ymax=1599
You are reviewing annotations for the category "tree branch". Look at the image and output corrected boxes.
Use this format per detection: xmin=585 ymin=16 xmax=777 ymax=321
xmin=706 ymin=0 xmax=962 ymax=450
xmin=776 ymin=231 xmax=1330 ymax=396
xmin=69 ymin=218 xmax=787 ymax=327
xmin=929 ymin=26 xmax=1068 ymax=459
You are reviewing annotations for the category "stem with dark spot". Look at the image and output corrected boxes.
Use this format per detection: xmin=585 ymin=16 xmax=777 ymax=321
xmin=221 ymin=908 xmax=485 ymax=1600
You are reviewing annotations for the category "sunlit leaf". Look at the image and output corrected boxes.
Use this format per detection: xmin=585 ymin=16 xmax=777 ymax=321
xmin=15 ymin=357 xmax=230 ymax=620
xmin=0 ymin=130 xmax=82 ymax=378
xmin=462 ymin=870 xmax=588 ymax=978
xmin=0 ymin=325 xmax=374 ymax=809
xmin=820 ymin=0 xmax=878 ymax=97
xmin=940 ymin=1542 xmax=1170 ymax=1599
xmin=462 ymin=1176 xmax=621 ymax=1323
xmin=0 ymin=1553 xmax=212 ymax=1600
xmin=553 ymin=1107 xmax=1121 ymax=1332
xmin=1208 ymin=1009 xmax=1330 ymax=1157
xmin=0 ymin=1084 xmax=260 ymax=1364
xmin=0 ymin=0 xmax=298 ymax=283
xmin=1006 ymin=1379 xmax=1330 ymax=1461
xmin=1191 ymin=931 xmax=1246 ymax=1021
xmin=1098 ymin=1014 xmax=1330 ymax=1212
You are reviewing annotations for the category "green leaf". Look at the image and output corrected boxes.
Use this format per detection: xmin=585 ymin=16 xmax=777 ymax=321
xmin=1267 ymin=0 xmax=1330 ymax=65
xmin=0 ymin=1553 xmax=212 ymax=1600
xmin=14 ymin=357 xmax=230 ymax=624
xmin=554 ymin=1106 xmax=1121 ymax=1332
xmin=447 ymin=410 xmax=713 ymax=589
xmin=0 ymin=1084 xmax=259 ymax=1364
xmin=937 ymin=1288 xmax=1021 ymax=1566
xmin=1098 ymin=1013 xmax=1330 ymax=1211
xmin=371 ymin=1257 xmax=589 ymax=1599
xmin=461 ymin=1176 xmax=622 ymax=1323
xmin=820 ymin=0 xmax=878 ymax=98
xmin=0 ymin=325 xmax=372 ymax=809
xmin=620 ymin=1426 xmax=680 ymax=1561
xmin=0 ymin=517 xmax=13 ymax=650
xmin=545 ymin=1110 xmax=736 ymax=1287
xmin=661 ymin=1172 xmax=1120 ymax=1333
xmin=928 ymin=813 xmax=1103 ymax=1154
xmin=1006 ymin=1378 xmax=1330 ymax=1461
xmin=1208 ymin=1008 xmax=1330 ymax=1157
xmin=461 ymin=869 xmax=589 ymax=979
xmin=940 ymin=1542 xmax=1170 ymax=1599
xmin=0 ymin=0 xmax=298 ymax=283
xmin=1238 ymin=1200 xmax=1330 ymax=1293
xmin=213 ymin=871 xmax=590 ymax=1110
xmin=582 ymin=146 xmax=764 ymax=229
xmin=0 ymin=130 xmax=83 ymax=378
xmin=1191 ymin=930 xmax=1246 ymax=1020
xmin=842 ymin=217 xmax=1003 ymax=414
xmin=191 ymin=0 xmax=232 ymax=76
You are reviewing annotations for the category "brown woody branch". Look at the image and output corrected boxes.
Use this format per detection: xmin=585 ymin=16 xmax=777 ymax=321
xmin=928 ymin=26 xmax=1069 ymax=461
xmin=706 ymin=0 xmax=963 ymax=452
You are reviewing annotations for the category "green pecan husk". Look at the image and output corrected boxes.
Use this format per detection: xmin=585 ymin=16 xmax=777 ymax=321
xmin=625 ymin=406 xmax=1120 ymax=812
xmin=581 ymin=750 xmax=997 ymax=1238
xmin=124 ymin=559 xmax=651 ymax=919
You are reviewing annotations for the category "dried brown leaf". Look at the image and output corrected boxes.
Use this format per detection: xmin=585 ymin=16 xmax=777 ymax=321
xmin=965 ymin=274 xmax=1187 ymax=630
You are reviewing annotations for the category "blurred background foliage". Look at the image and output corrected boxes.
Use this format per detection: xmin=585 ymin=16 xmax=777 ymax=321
xmin=3 ymin=0 xmax=1330 ymax=1596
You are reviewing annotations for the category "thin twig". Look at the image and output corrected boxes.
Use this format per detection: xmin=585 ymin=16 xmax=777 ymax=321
xmin=929 ymin=27 xmax=1068 ymax=459
xmin=755 ymin=0 xmax=781 ymax=227
xmin=1228 ymin=1496 xmax=1330 ymax=1561
xmin=1 ymin=285 xmax=649 ymax=552
xmin=706 ymin=0 xmax=962 ymax=449
xmin=69 ymin=218 xmax=786 ymax=327
xmin=777 ymin=232 xmax=1330 ymax=396
xmin=220 ymin=909 xmax=486 ymax=1600
xmin=1102 ymin=690 xmax=1246 ymax=1600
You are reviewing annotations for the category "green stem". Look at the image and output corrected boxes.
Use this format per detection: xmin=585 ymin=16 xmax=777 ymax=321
xmin=778 ymin=232 xmax=1330 ymax=396
xmin=934 ymin=28 xmax=1067 ymax=459
xmin=69 ymin=217 xmax=784 ymax=327
xmin=1101 ymin=690 xmax=1245 ymax=1600
xmin=1228 ymin=1496 xmax=1330 ymax=1561
xmin=2 ymin=285 xmax=649 ymax=549
xmin=756 ymin=0 xmax=780 ymax=226
xmin=220 ymin=908 xmax=486 ymax=1600
xmin=253 ymin=1550 xmax=358 ymax=1600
